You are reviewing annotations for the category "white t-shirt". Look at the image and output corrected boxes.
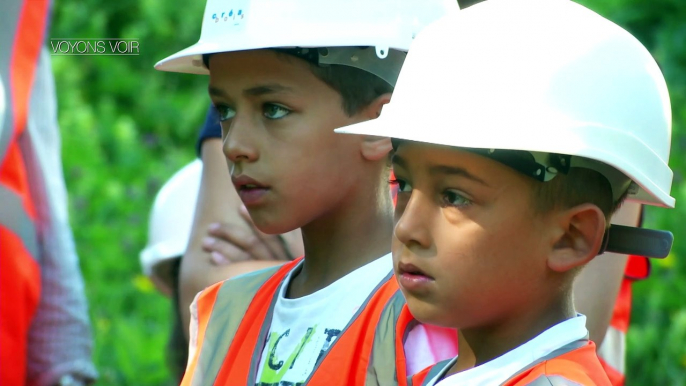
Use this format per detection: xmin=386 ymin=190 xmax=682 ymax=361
xmin=425 ymin=314 xmax=589 ymax=386
xmin=253 ymin=254 xmax=393 ymax=385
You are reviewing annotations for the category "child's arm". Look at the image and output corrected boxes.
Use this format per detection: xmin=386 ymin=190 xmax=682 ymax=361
xmin=573 ymin=201 xmax=642 ymax=345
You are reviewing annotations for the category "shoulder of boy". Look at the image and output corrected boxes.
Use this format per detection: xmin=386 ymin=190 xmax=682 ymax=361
xmin=192 ymin=263 xmax=284 ymax=309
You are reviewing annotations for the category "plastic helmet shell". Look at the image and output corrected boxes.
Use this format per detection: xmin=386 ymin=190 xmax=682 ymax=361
xmin=155 ymin=0 xmax=457 ymax=86
xmin=338 ymin=0 xmax=674 ymax=208
xmin=140 ymin=160 xmax=202 ymax=295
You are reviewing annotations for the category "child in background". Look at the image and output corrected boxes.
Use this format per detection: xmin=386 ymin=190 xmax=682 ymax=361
xmin=338 ymin=0 xmax=675 ymax=384
xmin=141 ymin=158 xmax=306 ymax=381
xmin=140 ymin=160 xmax=203 ymax=381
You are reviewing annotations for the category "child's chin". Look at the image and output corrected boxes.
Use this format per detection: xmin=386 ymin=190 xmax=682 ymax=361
xmin=252 ymin=213 xmax=300 ymax=237
xmin=406 ymin=298 xmax=447 ymax=326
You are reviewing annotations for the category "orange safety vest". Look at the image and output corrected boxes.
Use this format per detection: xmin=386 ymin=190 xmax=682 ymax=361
xmin=182 ymin=257 xmax=416 ymax=386
xmin=410 ymin=341 xmax=611 ymax=386
xmin=0 ymin=0 xmax=50 ymax=384
xmin=597 ymin=254 xmax=648 ymax=386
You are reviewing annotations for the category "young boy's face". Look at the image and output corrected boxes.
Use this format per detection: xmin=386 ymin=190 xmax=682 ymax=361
xmin=391 ymin=142 xmax=557 ymax=329
xmin=208 ymin=50 xmax=375 ymax=234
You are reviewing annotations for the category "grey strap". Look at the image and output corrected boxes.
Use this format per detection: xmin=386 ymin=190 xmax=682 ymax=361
xmin=0 ymin=185 xmax=39 ymax=257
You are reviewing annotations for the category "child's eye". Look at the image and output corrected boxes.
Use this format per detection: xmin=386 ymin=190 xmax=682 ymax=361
xmin=263 ymin=103 xmax=291 ymax=119
xmin=442 ymin=189 xmax=471 ymax=208
xmin=390 ymin=178 xmax=412 ymax=193
xmin=215 ymin=105 xmax=236 ymax=122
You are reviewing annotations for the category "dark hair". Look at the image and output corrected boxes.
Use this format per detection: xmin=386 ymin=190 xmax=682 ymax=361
xmin=167 ymin=258 xmax=188 ymax=383
xmin=305 ymin=63 xmax=393 ymax=116
xmin=203 ymin=51 xmax=394 ymax=116
xmin=532 ymin=167 xmax=627 ymax=224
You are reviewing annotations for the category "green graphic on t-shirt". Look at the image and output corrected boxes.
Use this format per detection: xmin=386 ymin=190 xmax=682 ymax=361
xmin=258 ymin=326 xmax=317 ymax=383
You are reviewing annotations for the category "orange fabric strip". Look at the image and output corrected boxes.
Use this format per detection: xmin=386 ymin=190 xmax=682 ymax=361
xmin=181 ymin=282 xmax=222 ymax=386
xmin=0 ymin=226 xmax=40 ymax=385
xmin=504 ymin=342 xmax=611 ymax=385
xmin=599 ymin=357 xmax=625 ymax=386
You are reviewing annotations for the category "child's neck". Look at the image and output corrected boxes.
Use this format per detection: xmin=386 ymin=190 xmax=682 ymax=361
xmin=449 ymin=295 xmax=577 ymax=376
xmin=286 ymin=182 xmax=394 ymax=298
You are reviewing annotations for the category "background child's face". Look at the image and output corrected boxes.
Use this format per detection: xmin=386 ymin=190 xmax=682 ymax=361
xmin=391 ymin=142 xmax=557 ymax=329
xmin=208 ymin=50 xmax=373 ymax=234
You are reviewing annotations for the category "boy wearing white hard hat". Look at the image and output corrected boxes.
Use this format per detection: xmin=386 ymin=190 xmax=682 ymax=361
xmin=338 ymin=0 xmax=675 ymax=384
xmin=156 ymin=0 xmax=459 ymax=384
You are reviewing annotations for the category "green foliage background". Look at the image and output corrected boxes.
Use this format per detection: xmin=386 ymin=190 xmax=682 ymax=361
xmin=48 ymin=0 xmax=685 ymax=384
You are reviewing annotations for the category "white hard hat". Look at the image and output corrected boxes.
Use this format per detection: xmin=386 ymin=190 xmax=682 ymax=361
xmin=140 ymin=160 xmax=202 ymax=295
xmin=155 ymin=0 xmax=457 ymax=85
xmin=338 ymin=0 xmax=674 ymax=209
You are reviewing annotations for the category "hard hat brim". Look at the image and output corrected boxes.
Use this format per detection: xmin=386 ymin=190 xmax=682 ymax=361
xmin=336 ymin=119 xmax=675 ymax=208
xmin=155 ymin=33 xmax=411 ymax=74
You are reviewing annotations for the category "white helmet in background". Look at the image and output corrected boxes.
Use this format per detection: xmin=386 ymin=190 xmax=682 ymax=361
xmin=339 ymin=0 xmax=674 ymax=209
xmin=140 ymin=160 xmax=202 ymax=296
xmin=155 ymin=0 xmax=457 ymax=86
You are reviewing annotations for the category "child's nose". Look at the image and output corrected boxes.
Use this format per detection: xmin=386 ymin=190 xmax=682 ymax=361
xmin=223 ymin=116 xmax=259 ymax=163
xmin=394 ymin=191 xmax=433 ymax=250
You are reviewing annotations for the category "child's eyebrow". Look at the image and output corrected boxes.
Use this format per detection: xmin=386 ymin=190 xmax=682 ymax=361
xmin=429 ymin=165 xmax=490 ymax=187
xmin=208 ymin=86 xmax=229 ymax=99
xmin=394 ymin=154 xmax=489 ymax=187
xmin=208 ymin=84 xmax=294 ymax=99
xmin=243 ymin=84 xmax=294 ymax=96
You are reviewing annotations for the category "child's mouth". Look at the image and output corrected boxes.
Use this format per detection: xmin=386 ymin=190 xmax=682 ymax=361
xmin=232 ymin=175 xmax=270 ymax=206
xmin=397 ymin=262 xmax=435 ymax=293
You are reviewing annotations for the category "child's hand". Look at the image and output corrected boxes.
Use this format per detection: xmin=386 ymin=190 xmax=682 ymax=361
xmin=202 ymin=205 xmax=303 ymax=265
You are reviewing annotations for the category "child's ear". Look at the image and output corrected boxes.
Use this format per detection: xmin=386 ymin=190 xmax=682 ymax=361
xmin=548 ymin=204 xmax=606 ymax=272
xmin=362 ymin=92 xmax=392 ymax=120
xmin=359 ymin=93 xmax=393 ymax=161
xmin=360 ymin=136 xmax=392 ymax=161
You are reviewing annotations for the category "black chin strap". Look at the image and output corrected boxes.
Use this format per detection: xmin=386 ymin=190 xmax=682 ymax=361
xmin=599 ymin=225 xmax=673 ymax=258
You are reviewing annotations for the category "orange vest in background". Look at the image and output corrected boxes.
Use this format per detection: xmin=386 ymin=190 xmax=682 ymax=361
xmin=597 ymin=254 xmax=649 ymax=386
xmin=0 ymin=0 xmax=50 ymax=384
xmin=182 ymin=257 xmax=415 ymax=386
xmin=410 ymin=341 xmax=611 ymax=386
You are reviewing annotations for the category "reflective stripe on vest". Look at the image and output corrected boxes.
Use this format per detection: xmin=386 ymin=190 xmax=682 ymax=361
xmin=598 ymin=324 xmax=627 ymax=386
xmin=0 ymin=185 xmax=38 ymax=256
xmin=597 ymin=275 xmax=631 ymax=386
xmin=408 ymin=359 xmax=452 ymax=386
xmin=411 ymin=341 xmax=611 ymax=386
xmin=182 ymin=258 xmax=413 ymax=386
